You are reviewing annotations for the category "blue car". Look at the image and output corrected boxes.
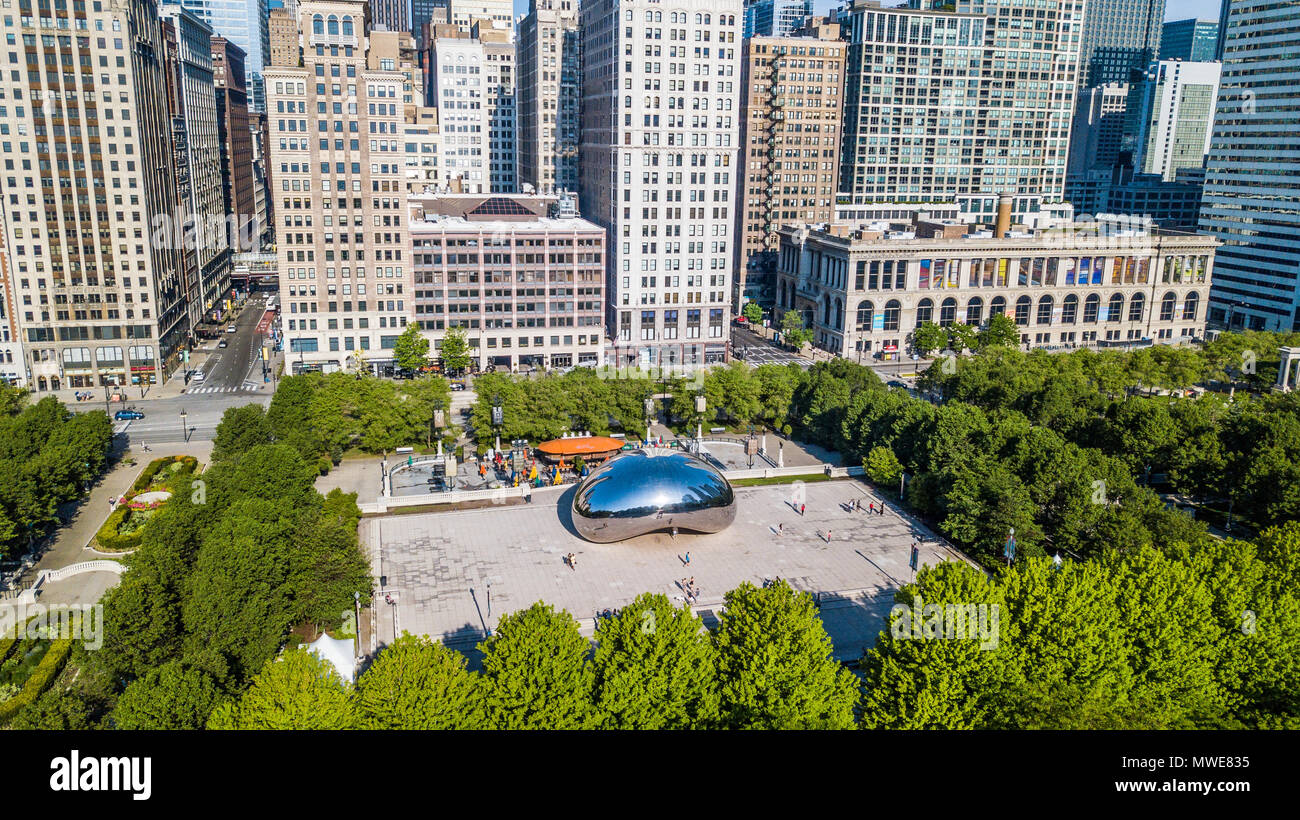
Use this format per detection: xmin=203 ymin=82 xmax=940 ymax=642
xmin=114 ymin=410 xmax=145 ymax=421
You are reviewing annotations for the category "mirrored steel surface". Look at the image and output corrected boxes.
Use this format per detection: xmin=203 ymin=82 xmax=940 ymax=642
xmin=572 ymin=449 xmax=737 ymax=543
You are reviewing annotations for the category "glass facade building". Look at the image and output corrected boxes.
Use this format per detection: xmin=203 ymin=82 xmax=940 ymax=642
xmin=173 ymin=0 xmax=271 ymax=112
xmin=1077 ymin=0 xmax=1165 ymax=88
xmin=1159 ymin=18 xmax=1220 ymax=62
xmin=1199 ymin=0 xmax=1300 ymax=331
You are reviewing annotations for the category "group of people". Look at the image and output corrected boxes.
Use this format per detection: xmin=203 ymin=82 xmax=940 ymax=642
xmin=73 ymin=391 xmax=99 ymax=402
xmin=565 ymin=552 xmax=578 ymax=571
xmin=846 ymin=497 xmax=886 ymax=516
xmin=680 ymin=576 xmax=701 ymax=605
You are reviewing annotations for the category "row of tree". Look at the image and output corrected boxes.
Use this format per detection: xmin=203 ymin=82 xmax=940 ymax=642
xmin=221 ymin=370 xmax=455 ymax=469
xmin=916 ymin=343 xmax=1300 ymax=530
xmin=7 ymin=419 xmax=373 ymax=728
xmin=48 ymin=520 xmax=1297 ymax=730
xmin=0 ymin=387 xmax=113 ymax=559
xmin=210 ymin=581 xmax=857 ymax=730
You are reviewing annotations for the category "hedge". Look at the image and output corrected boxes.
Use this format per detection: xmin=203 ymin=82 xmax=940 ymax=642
xmin=0 ymin=638 xmax=73 ymax=725
xmin=93 ymin=507 xmax=145 ymax=553
xmin=130 ymin=455 xmax=199 ymax=494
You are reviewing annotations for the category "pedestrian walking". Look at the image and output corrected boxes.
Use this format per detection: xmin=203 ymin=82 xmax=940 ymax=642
xmin=684 ymin=551 xmax=691 ymax=566
xmin=868 ymin=502 xmax=875 ymax=514
xmin=671 ymin=526 xmax=678 ymax=540
xmin=777 ymin=523 xmax=784 ymax=536
xmin=825 ymin=530 xmax=832 ymax=543
xmin=878 ymin=503 xmax=884 ymax=516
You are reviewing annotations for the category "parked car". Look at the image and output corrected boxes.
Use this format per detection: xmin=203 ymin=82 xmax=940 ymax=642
xmin=449 ymin=382 xmax=466 ymax=391
xmin=886 ymin=380 xmax=908 ymax=390
xmin=217 ymin=339 xmax=228 ymax=348
xmin=191 ymin=371 xmax=206 ymax=383
xmin=114 ymin=409 xmax=145 ymax=421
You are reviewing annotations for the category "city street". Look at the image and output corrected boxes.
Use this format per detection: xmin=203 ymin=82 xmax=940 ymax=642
xmin=71 ymin=291 xmax=279 ymax=445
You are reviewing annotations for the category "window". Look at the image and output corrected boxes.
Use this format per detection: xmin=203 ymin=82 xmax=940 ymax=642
xmin=965 ymin=298 xmax=983 ymax=325
xmin=1014 ymin=296 xmax=1031 ymax=326
xmin=1036 ymin=296 xmax=1053 ymax=326
xmin=1084 ymin=294 xmax=1101 ymax=323
xmin=1182 ymin=292 xmax=1199 ymax=321
xmin=1160 ymin=292 xmax=1176 ymax=322
xmin=1128 ymin=293 xmax=1144 ymax=323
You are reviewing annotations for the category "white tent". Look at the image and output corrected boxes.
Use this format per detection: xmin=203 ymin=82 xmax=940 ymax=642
xmin=306 ymin=633 xmax=356 ymax=684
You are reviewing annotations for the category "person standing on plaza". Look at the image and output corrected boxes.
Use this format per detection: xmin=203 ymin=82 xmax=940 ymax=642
xmin=684 ymin=551 xmax=691 ymax=566
xmin=778 ymin=523 xmax=784 ymax=536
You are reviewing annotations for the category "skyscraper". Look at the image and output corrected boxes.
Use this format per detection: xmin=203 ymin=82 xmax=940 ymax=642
xmin=579 ymin=0 xmax=744 ymax=368
xmin=371 ymin=0 xmax=412 ymax=32
xmin=1077 ymin=0 xmax=1165 ymax=88
xmin=162 ymin=4 xmax=233 ymax=337
xmin=481 ymin=23 xmax=517 ymax=193
xmin=735 ymin=18 xmax=844 ymax=309
xmin=1 ymin=0 xmax=195 ymax=392
xmin=517 ymin=0 xmax=582 ymax=195
xmin=212 ymin=37 xmax=262 ymax=250
xmin=839 ymin=0 xmax=1081 ymax=226
xmin=426 ymin=24 xmax=492 ymax=193
xmin=172 ymin=0 xmax=272 ymax=112
xmin=1122 ymin=60 xmax=1220 ymax=182
xmin=1066 ymin=84 xmax=1130 ymax=176
xmin=1200 ymin=0 xmax=1300 ymax=331
xmin=742 ymin=0 xmax=813 ymax=38
xmin=267 ymin=0 xmax=415 ymax=371
xmin=1160 ymin=18 xmax=1220 ymax=62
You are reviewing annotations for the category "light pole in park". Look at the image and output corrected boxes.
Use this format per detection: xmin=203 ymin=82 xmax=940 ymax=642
xmin=179 ymin=408 xmax=188 ymax=444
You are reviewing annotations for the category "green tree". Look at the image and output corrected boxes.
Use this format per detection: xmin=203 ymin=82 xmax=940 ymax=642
xmin=977 ymin=312 xmax=1021 ymax=349
xmin=864 ymin=446 xmax=903 ymax=488
xmin=713 ymin=580 xmax=859 ymax=729
xmin=354 ymin=633 xmax=486 ymax=729
xmin=438 ymin=326 xmax=473 ymax=375
xmin=912 ymin=321 xmax=949 ymax=357
xmin=478 ymin=602 xmax=596 ymax=729
xmin=207 ymin=648 xmax=354 ymax=730
xmin=113 ymin=661 xmax=222 ymax=729
xmin=592 ymin=593 xmax=721 ymax=729
xmin=211 ymin=404 xmax=273 ymax=463
xmin=742 ymin=301 xmax=763 ymax=324
xmin=780 ymin=309 xmax=813 ymax=350
xmin=391 ymin=324 xmax=431 ymax=372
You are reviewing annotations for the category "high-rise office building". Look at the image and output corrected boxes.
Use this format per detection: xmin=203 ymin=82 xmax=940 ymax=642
xmin=1215 ymin=0 xmax=1231 ymax=62
xmin=735 ymin=18 xmax=844 ymax=309
xmin=1066 ymin=84 xmax=1130 ymax=176
xmin=579 ymin=0 xmax=744 ymax=367
xmin=1077 ymin=0 xmax=1165 ymax=88
xmin=426 ymin=24 xmax=491 ymax=193
xmin=267 ymin=0 xmax=415 ymax=371
xmin=0 ymin=226 xmax=26 ymax=386
xmin=409 ymin=193 xmax=607 ymax=371
xmin=1160 ymin=18 xmax=1220 ymax=62
xmin=839 ymin=0 xmax=1081 ymax=227
xmin=212 ymin=37 xmax=262 ymax=250
xmin=517 ymin=0 xmax=582 ymax=195
xmin=1122 ymin=60 xmax=1220 ymax=182
xmin=269 ymin=6 xmax=301 ymax=65
xmin=371 ymin=0 xmax=412 ymax=31
xmin=481 ymin=23 xmax=516 ymax=193
xmin=742 ymin=0 xmax=813 ymax=38
xmin=1200 ymin=0 xmax=1300 ymax=331
xmin=1 ymin=0 xmax=194 ymax=392
xmin=162 ymin=4 xmax=233 ymax=337
xmin=445 ymin=0 xmax=514 ymax=32
xmin=173 ymin=1 xmax=272 ymax=112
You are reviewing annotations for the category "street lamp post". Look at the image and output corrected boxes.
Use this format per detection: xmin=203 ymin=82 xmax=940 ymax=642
xmin=179 ymin=408 xmax=188 ymax=444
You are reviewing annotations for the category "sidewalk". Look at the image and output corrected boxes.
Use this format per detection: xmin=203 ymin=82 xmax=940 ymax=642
xmin=15 ymin=440 xmax=213 ymax=588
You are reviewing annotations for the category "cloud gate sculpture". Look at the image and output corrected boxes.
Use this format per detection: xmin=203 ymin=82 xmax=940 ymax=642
xmin=571 ymin=449 xmax=737 ymax=543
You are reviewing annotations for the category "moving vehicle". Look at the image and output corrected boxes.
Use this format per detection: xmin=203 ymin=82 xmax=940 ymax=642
xmin=191 ymin=371 xmax=206 ymax=383
xmin=225 ymin=325 xmax=237 ymax=334
xmin=449 ymin=382 xmax=466 ymax=391
xmin=114 ymin=409 xmax=145 ymax=421
xmin=218 ymin=339 xmax=229 ymax=348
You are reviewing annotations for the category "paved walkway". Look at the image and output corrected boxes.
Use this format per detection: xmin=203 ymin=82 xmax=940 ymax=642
xmin=366 ymin=480 xmax=969 ymax=662
xmin=9 ymin=441 xmax=213 ymax=596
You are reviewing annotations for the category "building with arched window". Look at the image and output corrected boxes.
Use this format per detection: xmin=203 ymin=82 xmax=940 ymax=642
xmin=774 ymin=218 xmax=1217 ymax=361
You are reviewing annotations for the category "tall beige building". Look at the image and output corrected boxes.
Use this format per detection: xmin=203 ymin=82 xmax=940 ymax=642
xmin=735 ymin=18 xmax=844 ymax=309
xmin=269 ymin=7 xmax=301 ymax=67
xmin=267 ymin=0 xmax=414 ymax=373
xmin=0 ymin=0 xmax=194 ymax=392
xmin=517 ymin=0 xmax=581 ymax=195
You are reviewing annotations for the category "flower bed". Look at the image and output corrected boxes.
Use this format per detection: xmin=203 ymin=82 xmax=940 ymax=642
xmin=93 ymin=456 xmax=199 ymax=552
xmin=0 ymin=638 xmax=73 ymax=726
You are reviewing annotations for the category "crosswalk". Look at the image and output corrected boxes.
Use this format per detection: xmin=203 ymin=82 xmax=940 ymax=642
xmin=186 ymin=384 xmax=264 ymax=394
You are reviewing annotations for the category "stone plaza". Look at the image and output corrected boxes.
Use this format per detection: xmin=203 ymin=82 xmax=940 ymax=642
xmin=363 ymin=478 xmax=972 ymax=663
